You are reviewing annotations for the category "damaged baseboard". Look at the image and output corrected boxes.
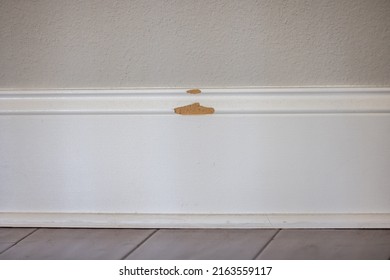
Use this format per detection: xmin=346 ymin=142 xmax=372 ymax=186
xmin=1 ymin=87 xmax=390 ymax=115
xmin=1 ymin=87 xmax=390 ymax=228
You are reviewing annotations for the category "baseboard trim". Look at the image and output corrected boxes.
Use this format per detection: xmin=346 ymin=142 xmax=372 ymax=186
xmin=1 ymin=213 xmax=389 ymax=228
xmin=1 ymin=87 xmax=390 ymax=228
xmin=1 ymin=87 xmax=390 ymax=115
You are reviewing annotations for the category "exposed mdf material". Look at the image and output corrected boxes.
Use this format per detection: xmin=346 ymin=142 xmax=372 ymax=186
xmin=256 ymin=229 xmax=390 ymax=260
xmin=174 ymin=102 xmax=215 ymax=115
xmin=186 ymin=89 xmax=202 ymax=94
xmin=0 ymin=228 xmax=154 ymax=260
xmin=126 ymin=229 xmax=277 ymax=260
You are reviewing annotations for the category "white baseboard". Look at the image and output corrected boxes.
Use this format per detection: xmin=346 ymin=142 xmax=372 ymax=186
xmin=1 ymin=87 xmax=389 ymax=115
xmin=1 ymin=88 xmax=390 ymax=228
xmin=1 ymin=213 xmax=389 ymax=228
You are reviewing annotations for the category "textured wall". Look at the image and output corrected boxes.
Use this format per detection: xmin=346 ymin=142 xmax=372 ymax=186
xmin=0 ymin=0 xmax=389 ymax=89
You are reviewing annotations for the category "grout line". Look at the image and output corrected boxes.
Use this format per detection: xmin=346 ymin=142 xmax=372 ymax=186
xmin=0 ymin=228 xmax=39 ymax=255
xmin=121 ymin=229 xmax=158 ymax=260
xmin=252 ymin=229 xmax=281 ymax=260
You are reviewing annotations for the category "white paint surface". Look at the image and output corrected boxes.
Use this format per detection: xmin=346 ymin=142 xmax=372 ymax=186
xmin=1 ymin=0 xmax=390 ymax=88
xmin=1 ymin=213 xmax=389 ymax=229
xmin=1 ymin=113 xmax=389 ymax=214
xmin=0 ymin=88 xmax=390 ymax=228
xmin=1 ymin=88 xmax=390 ymax=115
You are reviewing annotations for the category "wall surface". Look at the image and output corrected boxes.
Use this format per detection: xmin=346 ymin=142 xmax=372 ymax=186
xmin=0 ymin=0 xmax=390 ymax=88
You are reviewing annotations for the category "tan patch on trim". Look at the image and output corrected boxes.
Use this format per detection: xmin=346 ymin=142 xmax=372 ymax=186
xmin=174 ymin=103 xmax=215 ymax=115
xmin=186 ymin=89 xmax=202 ymax=94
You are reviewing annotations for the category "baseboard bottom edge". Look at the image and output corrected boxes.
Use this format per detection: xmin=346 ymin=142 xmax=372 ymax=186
xmin=0 ymin=213 xmax=389 ymax=228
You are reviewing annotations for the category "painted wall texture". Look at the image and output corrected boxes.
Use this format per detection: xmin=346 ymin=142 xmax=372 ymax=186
xmin=0 ymin=0 xmax=389 ymax=89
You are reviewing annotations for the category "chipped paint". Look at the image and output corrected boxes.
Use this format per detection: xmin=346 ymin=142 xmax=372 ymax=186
xmin=174 ymin=102 xmax=214 ymax=115
xmin=187 ymin=89 xmax=202 ymax=94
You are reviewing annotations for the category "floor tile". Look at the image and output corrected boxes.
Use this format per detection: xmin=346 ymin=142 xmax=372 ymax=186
xmin=0 ymin=243 xmax=13 ymax=253
xmin=0 ymin=228 xmax=36 ymax=243
xmin=257 ymin=229 xmax=390 ymax=260
xmin=0 ymin=228 xmax=154 ymax=260
xmin=127 ymin=229 xmax=277 ymax=260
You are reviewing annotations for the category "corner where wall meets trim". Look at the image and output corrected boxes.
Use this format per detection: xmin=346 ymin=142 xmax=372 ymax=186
xmin=1 ymin=213 xmax=389 ymax=228
xmin=0 ymin=87 xmax=390 ymax=115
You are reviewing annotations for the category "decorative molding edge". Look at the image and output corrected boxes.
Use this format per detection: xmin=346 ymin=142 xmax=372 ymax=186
xmin=1 ymin=213 xmax=389 ymax=228
xmin=1 ymin=87 xmax=390 ymax=115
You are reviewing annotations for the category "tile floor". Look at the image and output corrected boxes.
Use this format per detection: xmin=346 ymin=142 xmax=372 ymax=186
xmin=0 ymin=228 xmax=389 ymax=260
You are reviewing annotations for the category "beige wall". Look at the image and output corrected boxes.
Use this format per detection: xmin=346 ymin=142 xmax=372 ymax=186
xmin=0 ymin=0 xmax=389 ymax=89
